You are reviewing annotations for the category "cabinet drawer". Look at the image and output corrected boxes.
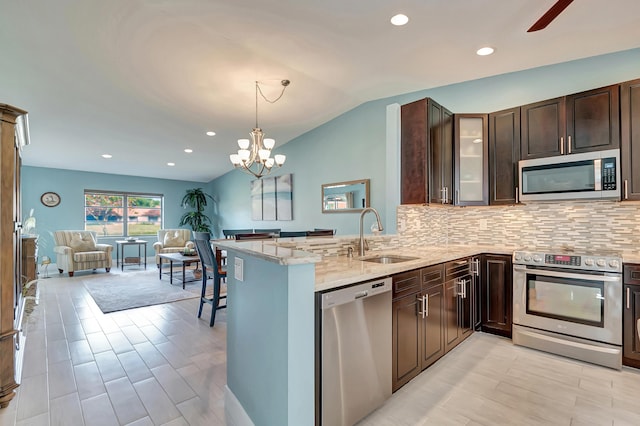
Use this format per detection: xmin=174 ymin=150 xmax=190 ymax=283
xmin=422 ymin=264 xmax=444 ymax=289
xmin=393 ymin=269 xmax=421 ymax=300
xmin=624 ymin=264 xmax=640 ymax=285
xmin=445 ymin=258 xmax=470 ymax=280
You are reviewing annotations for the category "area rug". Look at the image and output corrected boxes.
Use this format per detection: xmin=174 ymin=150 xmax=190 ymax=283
xmin=82 ymin=270 xmax=200 ymax=313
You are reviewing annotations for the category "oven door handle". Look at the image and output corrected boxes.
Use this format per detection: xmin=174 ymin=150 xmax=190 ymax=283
xmin=513 ymin=265 xmax=621 ymax=282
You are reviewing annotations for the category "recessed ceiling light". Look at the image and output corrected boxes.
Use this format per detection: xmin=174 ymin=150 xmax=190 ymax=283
xmin=167 ymin=162 xmax=175 ymax=167
xmin=184 ymin=148 xmax=193 ymax=153
xmin=206 ymin=131 xmax=216 ymax=136
xmin=476 ymin=47 xmax=495 ymax=56
xmin=101 ymin=154 xmax=112 ymax=159
xmin=390 ymin=14 xmax=409 ymax=26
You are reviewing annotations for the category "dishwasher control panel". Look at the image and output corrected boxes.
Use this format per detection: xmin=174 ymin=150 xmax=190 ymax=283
xmin=321 ymin=277 xmax=392 ymax=309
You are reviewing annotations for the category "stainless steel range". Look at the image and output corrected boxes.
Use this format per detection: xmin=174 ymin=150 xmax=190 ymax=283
xmin=512 ymin=249 xmax=623 ymax=369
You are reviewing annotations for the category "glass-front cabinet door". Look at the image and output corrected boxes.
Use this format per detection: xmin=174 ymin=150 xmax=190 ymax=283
xmin=454 ymin=114 xmax=488 ymax=205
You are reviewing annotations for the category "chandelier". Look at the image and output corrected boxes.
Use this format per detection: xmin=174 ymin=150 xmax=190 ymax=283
xmin=229 ymin=80 xmax=290 ymax=178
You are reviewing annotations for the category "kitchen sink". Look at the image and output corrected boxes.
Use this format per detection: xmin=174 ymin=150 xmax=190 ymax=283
xmin=360 ymin=255 xmax=419 ymax=264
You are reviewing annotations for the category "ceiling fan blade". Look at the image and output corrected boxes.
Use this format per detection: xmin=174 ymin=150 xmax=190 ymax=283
xmin=527 ymin=0 xmax=574 ymax=32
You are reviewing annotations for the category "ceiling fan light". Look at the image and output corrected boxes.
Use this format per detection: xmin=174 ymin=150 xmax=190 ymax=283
xmin=476 ymin=47 xmax=495 ymax=56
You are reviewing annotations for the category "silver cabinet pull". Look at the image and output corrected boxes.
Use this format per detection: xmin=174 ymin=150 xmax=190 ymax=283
xmin=624 ymin=179 xmax=629 ymax=200
xmin=474 ymin=259 xmax=480 ymax=276
xmin=568 ymin=136 xmax=572 ymax=154
xmin=424 ymin=295 xmax=429 ymax=318
xmin=440 ymin=187 xmax=446 ymax=204
xmin=515 ymin=186 xmax=519 ymax=204
xmin=417 ymin=294 xmax=425 ymax=318
xmin=560 ymin=137 xmax=564 ymax=155
xmin=462 ymin=279 xmax=467 ymax=299
xmin=455 ymin=189 xmax=459 ymax=205
xmin=627 ymin=287 xmax=631 ymax=310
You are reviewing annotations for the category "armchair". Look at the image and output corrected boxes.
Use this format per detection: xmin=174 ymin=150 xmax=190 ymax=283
xmin=53 ymin=230 xmax=113 ymax=277
xmin=153 ymin=229 xmax=195 ymax=267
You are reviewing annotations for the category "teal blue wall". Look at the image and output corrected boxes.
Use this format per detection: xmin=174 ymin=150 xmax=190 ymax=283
xmin=210 ymin=47 xmax=640 ymax=237
xmin=21 ymin=166 xmax=213 ymax=262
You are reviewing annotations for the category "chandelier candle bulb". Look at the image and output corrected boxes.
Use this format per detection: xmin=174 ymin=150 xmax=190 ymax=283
xmin=238 ymin=139 xmax=250 ymax=149
xmin=264 ymin=138 xmax=275 ymax=149
xmin=274 ymin=154 xmax=286 ymax=165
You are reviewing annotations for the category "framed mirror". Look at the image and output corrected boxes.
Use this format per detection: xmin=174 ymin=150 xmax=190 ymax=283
xmin=321 ymin=179 xmax=370 ymax=213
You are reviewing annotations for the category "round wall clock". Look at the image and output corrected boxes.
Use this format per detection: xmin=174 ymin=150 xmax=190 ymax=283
xmin=40 ymin=192 xmax=61 ymax=207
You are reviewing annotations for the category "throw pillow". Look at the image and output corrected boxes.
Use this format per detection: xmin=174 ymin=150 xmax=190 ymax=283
xmin=163 ymin=231 xmax=185 ymax=248
xmin=69 ymin=232 xmax=96 ymax=252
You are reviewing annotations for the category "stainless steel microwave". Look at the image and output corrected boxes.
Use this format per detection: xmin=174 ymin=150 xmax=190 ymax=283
xmin=519 ymin=149 xmax=620 ymax=202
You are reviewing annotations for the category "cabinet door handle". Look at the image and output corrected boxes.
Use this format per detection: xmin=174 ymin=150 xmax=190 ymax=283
xmin=462 ymin=279 xmax=467 ymax=299
xmin=440 ymin=187 xmax=446 ymax=204
xmin=515 ymin=186 xmax=519 ymax=204
xmin=455 ymin=189 xmax=459 ymax=205
xmin=445 ymin=187 xmax=449 ymax=204
xmin=560 ymin=137 xmax=564 ymax=155
xmin=474 ymin=259 xmax=480 ymax=276
xmin=627 ymin=287 xmax=630 ymax=310
xmin=424 ymin=295 xmax=429 ymax=318
xmin=417 ymin=294 xmax=425 ymax=318
xmin=568 ymin=136 xmax=572 ymax=154
xmin=624 ymin=180 xmax=629 ymax=200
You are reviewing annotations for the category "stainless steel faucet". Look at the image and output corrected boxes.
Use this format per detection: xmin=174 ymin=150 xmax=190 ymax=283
xmin=359 ymin=207 xmax=384 ymax=256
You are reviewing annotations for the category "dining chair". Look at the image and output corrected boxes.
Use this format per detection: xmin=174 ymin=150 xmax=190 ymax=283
xmin=306 ymin=229 xmax=335 ymax=237
xmin=193 ymin=233 xmax=227 ymax=327
xmin=235 ymin=232 xmax=273 ymax=240
xmin=222 ymin=229 xmax=253 ymax=239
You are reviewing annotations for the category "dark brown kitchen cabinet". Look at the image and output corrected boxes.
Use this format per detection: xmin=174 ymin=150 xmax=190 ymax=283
xmin=454 ymin=114 xmax=488 ymax=206
xmin=521 ymin=85 xmax=620 ymax=160
xmin=480 ymin=254 xmax=512 ymax=338
xmin=621 ymin=78 xmax=640 ymax=201
xmin=391 ymin=264 xmax=444 ymax=392
xmin=489 ymin=107 xmax=521 ymax=205
xmin=444 ymin=258 xmax=473 ymax=353
xmin=400 ymin=98 xmax=453 ymax=204
xmin=623 ymin=264 xmax=640 ymax=368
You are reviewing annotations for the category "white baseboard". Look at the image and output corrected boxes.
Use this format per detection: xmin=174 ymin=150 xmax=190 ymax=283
xmin=224 ymin=385 xmax=254 ymax=426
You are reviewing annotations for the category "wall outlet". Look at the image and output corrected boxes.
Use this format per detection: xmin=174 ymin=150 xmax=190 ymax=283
xmin=234 ymin=257 xmax=244 ymax=282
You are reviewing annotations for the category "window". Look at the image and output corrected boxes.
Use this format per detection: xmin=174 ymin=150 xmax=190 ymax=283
xmin=85 ymin=191 xmax=162 ymax=237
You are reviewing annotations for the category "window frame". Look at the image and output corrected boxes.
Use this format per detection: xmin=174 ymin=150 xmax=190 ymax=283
xmin=84 ymin=190 xmax=164 ymax=237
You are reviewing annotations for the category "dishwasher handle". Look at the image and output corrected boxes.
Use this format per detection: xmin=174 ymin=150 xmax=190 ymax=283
xmin=321 ymin=277 xmax=392 ymax=309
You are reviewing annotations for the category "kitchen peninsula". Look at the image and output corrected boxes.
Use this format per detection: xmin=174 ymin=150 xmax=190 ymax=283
xmin=215 ymin=237 xmax=511 ymax=425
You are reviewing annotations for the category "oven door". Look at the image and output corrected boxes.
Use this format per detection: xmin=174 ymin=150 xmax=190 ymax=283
xmin=513 ymin=265 xmax=622 ymax=345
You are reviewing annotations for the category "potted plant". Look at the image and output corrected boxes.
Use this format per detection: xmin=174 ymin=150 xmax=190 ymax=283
xmin=179 ymin=188 xmax=214 ymax=233
xmin=179 ymin=188 xmax=214 ymax=280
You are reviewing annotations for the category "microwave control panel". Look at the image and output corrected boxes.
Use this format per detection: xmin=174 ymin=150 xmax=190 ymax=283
xmin=602 ymin=157 xmax=617 ymax=190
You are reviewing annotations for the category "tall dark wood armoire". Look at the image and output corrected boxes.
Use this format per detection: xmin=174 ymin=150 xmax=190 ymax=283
xmin=0 ymin=104 xmax=28 ymax=409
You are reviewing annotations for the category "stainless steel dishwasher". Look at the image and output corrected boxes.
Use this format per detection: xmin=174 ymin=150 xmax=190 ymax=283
xmin=320 ymin=277 xmax=392 ymax=426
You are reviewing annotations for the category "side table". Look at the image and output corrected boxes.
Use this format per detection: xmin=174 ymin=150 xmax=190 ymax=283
xmin=115 ymin=240 xmax=148 ymax=270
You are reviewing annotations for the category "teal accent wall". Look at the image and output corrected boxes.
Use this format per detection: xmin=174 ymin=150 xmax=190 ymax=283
xmin=210 ymin=48 xmax=640 ymax=238
xmin=21 ymin=166 xmax=213 ymax=262
xmin=225 ymin=251 xmax=315 ymax=425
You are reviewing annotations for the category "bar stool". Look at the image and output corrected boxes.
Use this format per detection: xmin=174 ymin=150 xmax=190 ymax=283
xmin=193 ymin=233 xmax=227 ymax=327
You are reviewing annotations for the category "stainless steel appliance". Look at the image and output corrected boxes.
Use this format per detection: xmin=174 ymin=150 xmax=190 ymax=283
xmin=320 ymin=277 xmax=392 ymax=426
xmin=519 ymin=148 xmax=620 ymax=202
xmin=512 ymin=249 xmax=623 ymax=369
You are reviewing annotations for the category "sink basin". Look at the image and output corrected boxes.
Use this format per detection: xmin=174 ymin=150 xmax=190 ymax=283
xmin=360 ymin=255 xmax=419 ymax=264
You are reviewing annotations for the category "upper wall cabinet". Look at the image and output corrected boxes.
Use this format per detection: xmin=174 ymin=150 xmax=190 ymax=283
xmin=454 ymin=114 xmax=488 ymax=206
xmin=521 ymin=85 xmax=620 ymax=160
xmin=489 ymin=107 xmax=521 ymax=205
xmin=401 ymin=98 xmax=453 ymax=205
xmin=621 ymin=78 xmax=640 ymax=201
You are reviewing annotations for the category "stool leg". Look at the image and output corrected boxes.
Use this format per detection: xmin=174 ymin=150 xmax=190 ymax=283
xmin=209 ymin=277 xmax=221 ymax=327
xmin=198 ymin=273 xmax=207 ymax=319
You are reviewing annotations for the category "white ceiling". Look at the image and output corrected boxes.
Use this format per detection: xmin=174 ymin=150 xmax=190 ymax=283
xmin=2 ymin=0 xmax=640 ymax=182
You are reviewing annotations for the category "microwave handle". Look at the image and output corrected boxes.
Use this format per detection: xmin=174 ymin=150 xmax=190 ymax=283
xmin=594 ymin=158 xmax=602 ymax=191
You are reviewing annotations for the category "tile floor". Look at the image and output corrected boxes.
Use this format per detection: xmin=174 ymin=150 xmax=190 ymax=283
xmin=1 ymin=268 xmax=640 ymax=426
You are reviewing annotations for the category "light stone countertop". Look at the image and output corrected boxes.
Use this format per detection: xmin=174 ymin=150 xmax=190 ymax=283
xmin=314 ymin=245 xmax=514 ymax=292
xmin=213 ymin=239 xmax=323 ymax=265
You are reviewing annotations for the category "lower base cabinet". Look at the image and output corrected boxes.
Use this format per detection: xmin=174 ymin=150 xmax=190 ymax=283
xmin=444 ymin=259 xmax=473 ymax=353
xmin=623 ymin=265 xmax=640 ymax=368
xmin=392 ymin=265 xmax=444 ymax=392
xmin=480 ymin=254 xmax=512 ymax=338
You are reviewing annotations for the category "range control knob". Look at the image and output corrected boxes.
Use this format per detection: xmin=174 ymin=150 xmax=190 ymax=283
xmin=609 ymin=259 xmax=620 ymax=269
xmin=533 ymin=255 xmax=542 ymax=263
xmin=596 ymin=259 xmax=606 ymax=267
xmin=524 ymin=255 xmax=532 ymax=262
xmin=584 ymin=258 xmax=595 ymax=266
xmin=514 ymin=253 xmax=522 ymax=261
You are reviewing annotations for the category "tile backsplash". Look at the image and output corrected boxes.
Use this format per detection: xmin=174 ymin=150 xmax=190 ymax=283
xmin=397 ymin=200 xmax=640 ymax=253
